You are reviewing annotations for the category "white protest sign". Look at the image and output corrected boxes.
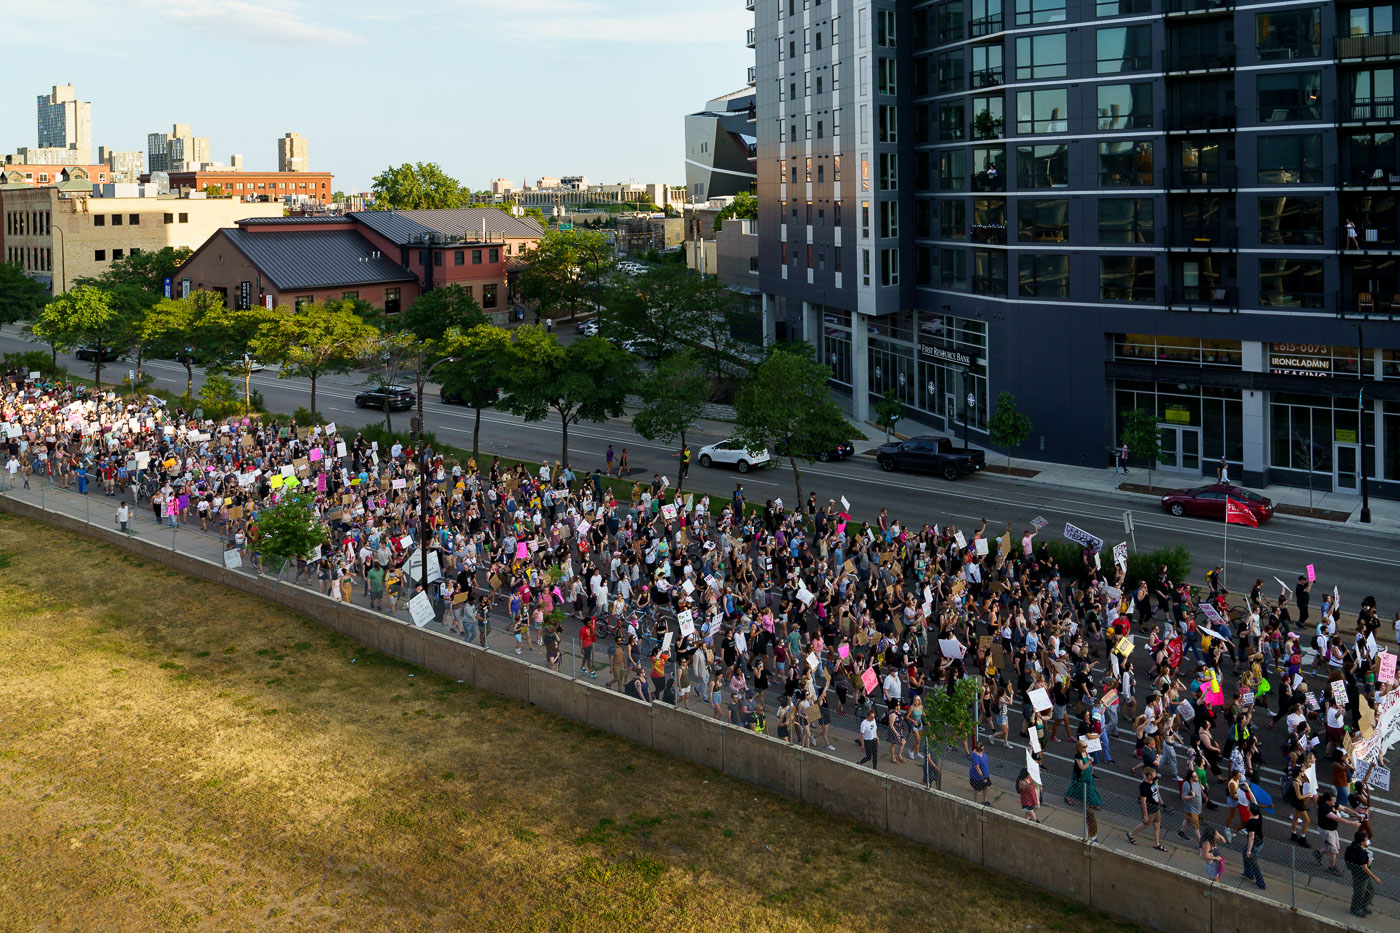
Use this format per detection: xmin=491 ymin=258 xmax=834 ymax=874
xmin=938 ymin=638 xmax=964 ymax=659
xmin=408 ymin=591 xmax=435 ymax=628
xmin=1029 ymin=728 xmax=1042 ymax=755
xmin=682 ymin=578 xmax=695 ymax=595
xmin=1331 ymin=679 xmax=1349 ymax=709
xmin=1028 ymin=687 xmax=1052 ymax=713
xmin=797 ymin=586 xmax=815 ymax=606
xmin=1026 ymin=750 xmax=1042 ymax=787
xmin=840 ymin=495 xmax=851 ymax=512
xmin=1085 ymin=735 xmax=1102 ymax=754
xmin=975 ymin=537 xmax=989 ymax=557
xmin=325 ymin=422 xmax=336 ymax=436
xmin=1062 ymin=523 xmax=1103 ymax=552
xmin=954 ymin=531 xmax=967 ymax=550
xmin=1301 ymin=763 xmax=1318 ymax=795
xmin=223 ymin=548 xmax=241 ymax=570
xmin=336 ymin=441 xmax=348 ymax=458
xmin=1031 ymin=516 xmax=1048 ymax=530
xmin=806 ymin=651 xmax=820 ymax=671
xmin=1113 ymin=542 xmax=1128 ymax=571
xmin=660 ymin=631 xmax=673 ymax=655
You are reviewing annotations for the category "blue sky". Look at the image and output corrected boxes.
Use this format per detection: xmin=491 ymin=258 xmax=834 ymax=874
xmin=3 ymin=0 xmax=753 ymax=192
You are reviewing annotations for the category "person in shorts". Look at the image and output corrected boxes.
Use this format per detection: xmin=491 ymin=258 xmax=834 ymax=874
xmin=1017 ymin=767 xmax=1041 ymax=822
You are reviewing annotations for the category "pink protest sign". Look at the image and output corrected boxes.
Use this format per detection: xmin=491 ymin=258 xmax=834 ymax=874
xmin=838 ymin=643 xmax=851 ymax=660
xmin=1380 ymin=653 xmax=1397 ymax=684
xmin=316 ymin=474 xmax=327 ymax=492
xmin=860 ymin=667 xmax=878 ymax=694
xmin=310 ymin=448 xmax=323 ymax=462
xmin=166 ymin=501 xmax=178 ymax=516
xmin=1306 ymin=564 xmax=1316 ymax=582
xmin=515 ymin=541 xmax=529 ymax=559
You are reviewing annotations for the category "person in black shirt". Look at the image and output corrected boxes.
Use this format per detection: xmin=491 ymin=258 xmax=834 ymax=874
xmin=1242 ymin=804 xmax=1266 ymax=889
xmin=1128 ymin=766 xmax=1166 ymax=850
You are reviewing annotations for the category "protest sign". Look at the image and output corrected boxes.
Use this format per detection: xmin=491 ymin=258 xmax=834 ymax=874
xmin=1113 ymin=542 xmax=1128 ymax=570
xmin=1306 ymin=564 xmax=1315 ymax=582
xmin=975 ymin=537 xmax=989 ymax=557
xmin=408 ymin=592 xmax=434 ymax=628
xmin=1028 ymin=687 xmax=1052 ymax=713
xmin=840 ymin=495 xmax=850 ymax=512
xmin=938 ymin=638 xmax=964 ymax=659
xmin=860 ymin=667 xmax=878 ymax=694
xmin=1085 ymin=735 xmax=1102 ymax=753
xmin=1332 ymin=679 xmax=1349 ymax=708
xmin=222 ymin=548 xmax=241 ymax=570
xmin=1062 ymin=523 xmax=1103 ymax=552
xmin=1380 ymin=652 xmax=1396 ymax=684
xmin=1026 ymin=750 xmax=1042 ymax=787
xmin=1031 ymin=516 xmax=1048 ymax=530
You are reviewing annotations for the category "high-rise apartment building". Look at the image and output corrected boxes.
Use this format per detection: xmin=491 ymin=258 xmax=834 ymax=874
xmin=750 ymin=0 xmax=1400 ymax=499
xmin=147 ymin=124 xmax=210 ymax=174
xmin=36 ymin=84 xmax=91 ymax=163
xmin=98 ymin=146 xmax=143 ymax=184
xmin=277 ymin=132 xmax=309 ymax=172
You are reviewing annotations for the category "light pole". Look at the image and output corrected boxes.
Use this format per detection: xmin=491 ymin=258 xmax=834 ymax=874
xmin=1357 ymin=324 xmax=1372 ymax=523
xmin=965 ymin=391 xmax=976 ymax=447
xmin=415 ymin=354 xmax=460 ymax=601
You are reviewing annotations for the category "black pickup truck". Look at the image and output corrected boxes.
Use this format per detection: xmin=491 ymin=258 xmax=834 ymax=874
xmin=874 ymin=435 xmax=986 ymax=481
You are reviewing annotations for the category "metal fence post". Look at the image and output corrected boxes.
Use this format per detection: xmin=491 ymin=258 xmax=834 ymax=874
xmin=1290 ymin=844 xmax=1296 ymax=910
xmin=1082 ymin=786 xmax=1088 ymax=841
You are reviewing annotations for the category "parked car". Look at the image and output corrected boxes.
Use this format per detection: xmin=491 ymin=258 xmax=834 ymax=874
xmin=697 ymin=439 xmax=771 ymax=473
xmin=355 ymin=385 xmax=415 ymax=410
xmin=576 ymin=319 xmax=600 ymax=336
xmin=1159 ymin=484 xmax=1274 ymax=522
xmin=874 ymin=435 xmax=985 ymax=480
xmin=805 ymin=441 xmax=856 ymax=462
xmin=74 ymin=346 xmax=121 ymax=362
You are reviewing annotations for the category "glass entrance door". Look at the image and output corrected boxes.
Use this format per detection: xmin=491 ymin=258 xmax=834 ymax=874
xmin=1334 ymin=443 xmax=1361 ymax=493
xmin=1158 ymin=425 xmax=1202 ymax=474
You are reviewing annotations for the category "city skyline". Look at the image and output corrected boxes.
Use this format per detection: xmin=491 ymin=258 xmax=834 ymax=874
xmin=1 ymin=0 xmax=753 ymax=191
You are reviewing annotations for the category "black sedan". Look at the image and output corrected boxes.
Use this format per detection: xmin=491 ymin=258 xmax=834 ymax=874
xmin=74 ymin=346 xmax=121 ymax=362
xmin=354 ymin=385 xmax=415 ymax=410
xmin=812 ymin=441 xmax=856 ymax=462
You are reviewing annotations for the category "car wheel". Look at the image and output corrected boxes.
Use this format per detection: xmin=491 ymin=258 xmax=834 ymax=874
xmin=736 ymin=459 xmax=749 ymax=474
xmin=1170 ymin=503 xmax=1185 ymax=516
xmin=817 ymin=450 xmax=830 ymax=462
xmin=699 ymin=455 xmax=712 ymax=468
xmin=878 ymin=457 xmax=894 ymax=472
xmin=354 ymin=397 xmax=365 ymax=408
xmin=941 ymin=464 xmax=959 ymax=482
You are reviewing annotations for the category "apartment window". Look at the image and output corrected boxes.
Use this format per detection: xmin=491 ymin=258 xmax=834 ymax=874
xmin=974 ymin=198 xmax=1007 ymax=242
xmin=817 ymin=75 xmax=823 ymax=95
xmin=805 ymin=27 xmax=811 ymax=52
xmin=1015 ymin=0 xmax=1065 ymax=25
xmin=94 ymin=250 xmax=106 ymax=261
xmin=938 ymin=103 xmax=966 ymax=143
xmin=940 ymin=150 xmax=968 ymax=191
xmin=938 ymin=0 xmax=965 ymax=42
xmin=1349 ymin=68 xmax=1396 ymax=121
xmin=940 ymin=248 xmax=970 ymax=288
xmin=112 ymin=214 xmax=123 ymax=226
xmin=463 ymin=286 xmax=474 ymax=299
xmin=806 ymin=157 xmax=813 ymax=183
xmin=881 ymin=201 xmax=900 ymax=238
xmin=1348 ymin=4 xmax=1395 ymax=37
xmin=834 ymin=108 xmax=842 ymax=137
xmin=806 ymin=114 xmax=813 ymax=139
xmin=878 ymin=58 xmax=897 ymax=95
xmin=384 ymin=288 xmax=402 ymax=314
xmin=472 ymin=249 xmax=482 ymax=264
xmin=342 ymin=291 xmax=359 ymax=300
xmin=1256 ymin=8 xmax=1321 ymax=61
xmin=880 ymin=247 xmax=900 ymax=285
xmin=483 ymin=284 xmax=498 ymax=308
xmin=1099 ymin=255 xmax=1155 ymax=301
xmin=816 ymin=30 xmax=823 ymax=50
xmin=178 ymin=213 xmax=189 ymax=223
xmin=113 ymin=249 xmax=124 ymax=260
xmin=1257 ymin=134 xmax=1323 ymax=183
xmin=971 ymin=43 xmax=1003 ymax=87
xmin=1096 ymin=25 xmax=1151 ymax=74
xmin=877 ymin=9 xmax=897 ymax=46
xmin=1098 ymin=198 xmax=1154 ymax=243
xmin=94 ymin=214 xmax=105 ymax=227
xmin=433 ymin=251 xmax=443 ymax=266
xmin=972 ymin=95 xmax=1005 ymax=139
xmin=1257 ymin=71 xmax=1322 ymax=122
xmin=490 ymin=248 xmax=499 ymax=263
xmin=878 ymin=105 xmax=898 ymax=143
xmin=862 ymin=201 xmax=871 ymax=238
xmin=1015 ymin=34 xmax=1067 ymax=80
xmin=817 ymin=162 xmax=826 ymax=182
xmin=1259 ymin=259 xmax=1324 ymax=308
xmin=879 ymin=152 xmax=898 ymax=190
xmin=1097 ymin=140 xmax=1154 ymax=187
xmin=37 ymin=174 xmax=48 ymax=183
xmin=938 ymin=50 xmax=966 ymax=92
xmin=1097 ymin=83 xmax=1152 ymax=130
xmin=1344 ymin=132 xmax=1396 ymax=184
xmin=749 ymin=256 xmax=760 ymax=274
xmin=1020 ymin=254 xmax=1069 ymax=298
xmin=1016 ymin=89 xmax=1068 ymax=134
xmin=941 ymin=200 xmax=968 ymax=238
xmin=129 ymin=214 xmax=139 ymax=226
xmin=293 ymin=295 xmax=313 ymax=310
xmin=1258 ymin=196 xmax=1324 ymax=245
xmin=454 ymin=250 xmax=464 ymax=265
xmin=1018 ymin=199 xmax=1069 ymax=242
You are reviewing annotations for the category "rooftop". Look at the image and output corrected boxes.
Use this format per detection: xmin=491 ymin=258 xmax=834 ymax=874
xmin=220 ymin=228 xmax=415 ymax=291
xmin=349 ymin=208 xmax=544 ymax=245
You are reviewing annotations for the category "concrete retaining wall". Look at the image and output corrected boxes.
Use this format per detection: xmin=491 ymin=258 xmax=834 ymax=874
xmin=0 ymin=495 xmax=1346 ymax=933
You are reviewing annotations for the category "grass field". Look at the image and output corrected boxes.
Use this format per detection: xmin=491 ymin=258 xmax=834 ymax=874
xmin=0 ymin=514 xmax=1141 ymax=933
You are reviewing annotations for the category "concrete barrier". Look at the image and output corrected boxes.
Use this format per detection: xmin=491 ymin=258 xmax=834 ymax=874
xmin=471 ymin=647 xmax=531 ymax=702
xmin=1210 ymin=885 xmax=1337 ymax=933
xmin=981 ymin=809 xmax=1090 ymax=901
xmin=1089 ymin=843 xmax=1212 ymax=933
xmin=585 ymin=687 xmax=653 ymax=747
xmin=802 ymin=751 xmax=888 ymax=830
xmin=722 ymin=726 xmax=802 ymax=799
xmin=528 ymin=668 xmax=588 ymax=723
xmin=885 ymin=781 xmax=985 ymax=865
xmin=652 ymin=704 xmax=725 ymax=771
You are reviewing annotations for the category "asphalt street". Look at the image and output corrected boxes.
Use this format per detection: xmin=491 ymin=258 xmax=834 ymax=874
xmin=6 ymin=325 xmax=1397 ymax=609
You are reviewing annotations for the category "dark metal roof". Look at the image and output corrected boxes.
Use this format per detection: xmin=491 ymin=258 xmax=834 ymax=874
xmin=238 ymin=215 xmax=351 ymax=225
xmin=349 ymin=208 xmax=544 ymax=244
xmin=222 ymin=228 xmax=415 ymax=290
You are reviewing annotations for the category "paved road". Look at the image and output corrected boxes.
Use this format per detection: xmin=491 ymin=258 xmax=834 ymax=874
xmin=6 ymin=326 xmax=1396 ymax=614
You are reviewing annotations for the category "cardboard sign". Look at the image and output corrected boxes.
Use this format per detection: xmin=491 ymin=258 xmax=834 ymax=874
xmin=408 ymin=591 xmax=435 ymax=628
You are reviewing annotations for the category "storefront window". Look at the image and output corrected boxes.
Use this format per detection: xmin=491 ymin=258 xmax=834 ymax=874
xmin=1114 ymin=335 xmax=1241 ymax=367
xmin=820 ymin=307 xmax=852 ymax=386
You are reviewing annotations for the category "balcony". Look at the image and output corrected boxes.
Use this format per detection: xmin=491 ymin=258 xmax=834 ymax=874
xmin=1338 ymin=33 xmax=1400 ymax=60
xmin=1166 ymin=0 xmax=1234 ymax=15
xmin=1341 ymin=160 xmax=1400 ymax=187
xmin=747 ymin=65 xmax=756 ymax=85
xmin=1166 ymin=48 xmax=1236 ymax=73
xmin=972 ymin=275 xmax=1008 ymax=296
xmin=746 ymin=27 xmax=755 ymax=48
xmin=1341 ymin=291 xmax=1400 ymax=317
xmin=1167 ymin=164 xmax=1238 ymax=190
xmin=971 ymin=224 xmax=1008 ymax=244
xmin=1344 ymin=97 xmax=1397 ymax=123
xmin=1167 ymin=225 xmax=1238 ymax=250
xmin=1168 ymin=111 xmax=1236 ymax=133
xmin=1343 ymin=223 xmax=1400 ymax=249
xmin=969 ymin=14 xmax=1004 ymax=36
xmin=1168 ymin=286 xmax=1238 ymax=311
xmin=972 ymin=170 xmax=1006 ymax=192
xmin=970 ymin=67 xmax=1004 ymax=89
xmin=1260 ymin=291 xmax=1326 ymax=310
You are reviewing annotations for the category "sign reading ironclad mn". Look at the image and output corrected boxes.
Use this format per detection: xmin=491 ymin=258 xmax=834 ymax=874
xmin=1269 ymin=342 xmax=1330 ymax=377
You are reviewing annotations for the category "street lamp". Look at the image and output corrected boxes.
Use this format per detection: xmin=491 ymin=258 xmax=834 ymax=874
xmin=1357 ymin=324 xmax=1372 ymax=523
xmin=415 ymin=354 xmax=461 ymax=603
xmin=965 ymin=391 xmax=976 ymax=447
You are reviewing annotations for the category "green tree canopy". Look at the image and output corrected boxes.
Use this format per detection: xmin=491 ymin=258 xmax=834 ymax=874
xmin=438 ymin=324 xmax=512 ymax=458
xmin=987 ymin=391 xmax=1033 ymax=468
xmin=251 ymin=300 xmax=378 ymax=414
xmin=600 ymin=264 xmax=741 ymax=381
xmin=713 ymin=190 xmax=757 ymax=231
xmin=517 ymin=229 xmax=612 ymax=320
xmin=32 ymin=284 xmax=133 ymax=387
xmin=201 ymin=305 xmax=278 ymax=413
xmin=0 ymin=261 xmax=49 ymax=325
xmin=734 ymin=347 xmax=851 ymax=506
xmin=1120 ymin=408 xmax=1163 ymax=489
xmin=74 ymin=246 xmax=192 ymax=303
xmin=398 ymin=285 xmax=487 ymax=345
xmin=631 ymin=349 xmax=709 ymax=456
xmin=253 ymin=492 xmax=329 ymax=572
xmin=140 ymin=291 xmax=226 ymax=395
xmin=499 ymin=326 xmax=636 ymax=466
xmin=370 ymin=163 xmax=468 ymax=210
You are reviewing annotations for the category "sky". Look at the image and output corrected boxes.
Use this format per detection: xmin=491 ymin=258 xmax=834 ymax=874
xmin=2 ymin=0 xmax=753 ymax=192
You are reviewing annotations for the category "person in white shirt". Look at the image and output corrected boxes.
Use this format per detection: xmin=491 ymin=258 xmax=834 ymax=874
xmin=115 ymin=500 xmax=131 ymax=533
xmin=883 ymin=670 xmax=902 ymax=706
xmin=857 ymin=710 xmax=880 ymax=769
xmin=4 ymin=455 xmax=17 ymax=489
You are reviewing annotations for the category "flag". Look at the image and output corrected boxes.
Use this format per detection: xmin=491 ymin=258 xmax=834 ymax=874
xmin=1225 ymin=497 xmax=1258 ymax=527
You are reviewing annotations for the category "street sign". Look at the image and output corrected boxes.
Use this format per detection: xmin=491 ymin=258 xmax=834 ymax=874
xmin=163 ymin=277 xmax=172 ymax=298
xmin=559 ymin=222 xmax=573 ymax=231
xmin=1123 ymin=511 xmax=1134 ymax=535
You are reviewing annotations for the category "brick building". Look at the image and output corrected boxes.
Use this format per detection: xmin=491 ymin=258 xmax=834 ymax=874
xmin=150 ymin=170 xmax=334 ymax=204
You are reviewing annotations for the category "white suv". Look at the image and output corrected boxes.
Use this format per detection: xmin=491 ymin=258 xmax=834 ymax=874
xmin=697 ymin=439 xmax=771 ymax=473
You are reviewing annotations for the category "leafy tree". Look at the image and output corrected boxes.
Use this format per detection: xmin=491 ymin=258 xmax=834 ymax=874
xmin=140 ymin=291 xmax=225 ymax=395
xmin=202 ymin=184 xmax=224 ymax=197
xmin=32 ymin=285 xmax=132 ymax=387
xmin=369 ymin=162 xmax=468 ymax=210
xmin=733 ymin=348 xmax=851 ymax=507
xmin=874 ymin=395 xmax=903 ymax=442
xmin=397 ymin=285 xmax=486 ymax=344
xmin=632 ymin=350 xmax=709 ymax=479
xmin=75 ymin=246 xmax=191 ymax=301
xmin=252 ymin=491 xmax=328 ymax=574
xmin=201 ymin=305 xmax=277 ymax=413
xmin=922 ymin=675 xmax=982 ymax=759
xmin=252 ymin=300 xmax=377 ymax=414
xmin=600 ymin=264 xmax=740 ymax=381
xmin=1120 ymin=408 xmax=1163 ymax=490
xmin=499 ymin=326 xmax=636 ymax=466
xmin=987 ymin=391 xmax=1033 ymax=469
xmin=713 ymin=190 xmax=757 ymax=231
xmin=438 ymin=324 xmax=511 ymax=458
xmin=518 ymin=229 xmax=612 ymax=321
xmin=363 ymin=330 xmax=420 ymax=431
xmin=0 ymin=261 xmax=48 ymax=325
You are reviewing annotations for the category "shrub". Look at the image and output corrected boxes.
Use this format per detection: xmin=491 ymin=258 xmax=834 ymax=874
xmin=3 ymin=350 xmax=64 ymax=379
xmin=292 ymin=407 xmax=327 ymax=426
xmin=1126 ymin=545 xmax=1191 ymax=590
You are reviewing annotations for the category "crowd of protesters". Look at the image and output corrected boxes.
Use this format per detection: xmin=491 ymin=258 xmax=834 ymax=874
xmin=1 ymin=370 xmax=1394 ymax=918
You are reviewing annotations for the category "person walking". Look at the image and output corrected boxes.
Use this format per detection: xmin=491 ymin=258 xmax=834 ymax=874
xmin=617 ymin=448 xmax=630 ymax=478
xmin=1065 ymin=738 xmax=1102 ymax=842
xmin=1201 ymin=829 xmax=1226 ymax=882
xmin=1017 ymin=767 xmax=1041 ymax=822
xmin=1128 ymin=765 xmax=1167 ymax=852
xmin=678 ymin=444 xmax=691 ymax=488
xmin=1241 ymin=804 xmax=1267 ymax=889
xmin=115 ymin=500 xmax=131 ymax=535
xmin=1346 ymin=830 xmax=1379 ymax=918
xmin=857 ymin=709 xmax=880 ymax=769
xmin=605 ymin=445 xmax=616 ymax=477
xmin=969 ymin=741 xmax=992 ymax=805
xmin=1118 ymin=443 xmax=1130 ymax=475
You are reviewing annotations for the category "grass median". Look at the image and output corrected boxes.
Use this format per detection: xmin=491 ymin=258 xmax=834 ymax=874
xmin=0 ymin=514 xmax=1140 ymax=933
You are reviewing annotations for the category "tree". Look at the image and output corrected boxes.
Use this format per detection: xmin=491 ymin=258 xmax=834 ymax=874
xmin=252 ymin=300 xmax=377 ymax=414
xmin=369 ymin=162 xmax=468 ymax=210
xmin=75 ymin=246 xmax=191 ymax=300
xmin=599 ymin=264 xmax=741 ymax=382
xmin=1120 ymin=408 xmax=1163 ymax=490
xmin=987 ymin=391 xmax=1033 ymax=469
xmin=733 ymin=348 xmax=852 ymax=507
xmin=397 ymin=285 xmax=486 ymax=344
xmin=32 ymin=285 xmax=132 ymax=387
xmin=202 ymin=305 xmax=277 ymax=413
xmin=140 ymin=291 xmax=224 ymax=395
xmin=0 ymin=261 xmax=48 ymax=325
xmin=202 ymin=184 xmax=224 ymax=197
xmin=437 ymin=324 xmax=511 ymax=459
xmin=518 ymin=229 xmax=612 ymax=321
xmin=874 ymin=395 xmax=904 ymax=442
xmin=499 ymin=326 xmax=636 ymax=466
xmin=363 ymin=331 xmax=420 ymax=431
xmin=632 ymin=350 xmax=709 ymax=484
xmin=252 ymin=492 xmax=328 ymax=575
xmin=922 ymin=676 xmax=981 ymax=760
xmin=713 ymin=190 xmax=757 ymax=231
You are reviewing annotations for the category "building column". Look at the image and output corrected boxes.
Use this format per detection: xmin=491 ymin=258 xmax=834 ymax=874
xmin=802 ymin=300 xmax=820 ymax=348
xmin=1240 ymin=341 xmax=1267 ymax=486
xmin=761 ymin=293 xmax=777 ymax=347
xmin=851 ymin=311 xmax=870 ymax=424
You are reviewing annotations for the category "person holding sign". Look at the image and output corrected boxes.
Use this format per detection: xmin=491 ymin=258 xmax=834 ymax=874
xmin=1016 ymin=767 xmax=1041 ymax=823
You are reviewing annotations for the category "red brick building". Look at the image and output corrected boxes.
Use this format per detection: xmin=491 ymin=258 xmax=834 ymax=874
xmin=1 ymin=164 xmax=112 ymax=186
xmin=149 ymin=170 xmax=334 ymax=203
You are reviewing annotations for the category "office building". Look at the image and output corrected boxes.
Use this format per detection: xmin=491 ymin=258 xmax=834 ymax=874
xmin=277 ymin=132 xmax=309 ymax=172
xmin=36 ymin=84 xmax=91 ymax=163
xmin=515 ymin=179 xmax=674 ymax=211
xmin=684 ymin=87 xmax=758 ymax=201
xmin=748 ymin=0 xmax=1400 ymax=499
xmin=148 ymin=124 xmax=211 ymax=173
xmin=98 ymin=147 xmax=143 ymax=184
xmin=490 ymin=178 xmax=516 ymax=198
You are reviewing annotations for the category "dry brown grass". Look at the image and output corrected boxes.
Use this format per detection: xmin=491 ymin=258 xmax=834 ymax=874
xmin=0 ymin=515 xmax=1140 ymax=933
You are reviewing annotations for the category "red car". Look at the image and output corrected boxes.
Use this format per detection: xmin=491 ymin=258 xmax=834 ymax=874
xmin=1159 ymin=484 xmax=1274 ymax=522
